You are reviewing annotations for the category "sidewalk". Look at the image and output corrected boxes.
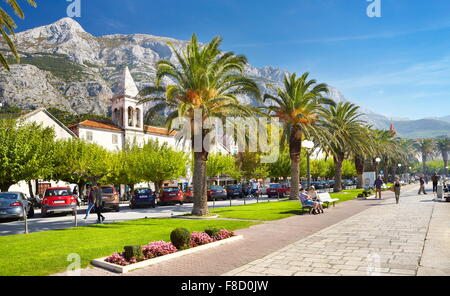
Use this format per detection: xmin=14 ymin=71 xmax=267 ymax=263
xmin=71 ymin=188 xmax=398 ymax=276
xmin=225 ymin=186 xmax=450 ymax=276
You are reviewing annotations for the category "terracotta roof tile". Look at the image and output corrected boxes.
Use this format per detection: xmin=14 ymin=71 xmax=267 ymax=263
xmin=69 ymin=120 xmax=123 ymax=132
xmin=144 ymin=125 xmax=177 ymax=136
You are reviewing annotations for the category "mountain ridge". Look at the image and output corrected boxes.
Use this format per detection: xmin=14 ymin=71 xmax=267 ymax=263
xmin=0 ymin=17 xmax=448 ymax=139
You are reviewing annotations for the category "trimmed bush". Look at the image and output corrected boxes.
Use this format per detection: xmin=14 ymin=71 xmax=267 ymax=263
xmin=123 ymin=245 xmax=143 ymax=261
xmin=170 ymin=228 xmax=191 ymax=250
xmin=205 ymin=228 xmax=220 ymax=238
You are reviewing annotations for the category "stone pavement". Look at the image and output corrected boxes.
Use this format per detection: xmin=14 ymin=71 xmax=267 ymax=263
xmin=225 ymin=186 xmax=450 ymax=276
xmin=64 ymin=188 xmax=391 ymax=276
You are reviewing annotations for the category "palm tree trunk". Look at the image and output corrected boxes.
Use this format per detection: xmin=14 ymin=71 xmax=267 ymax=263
xmin=334 ymin=152 xmax=345 ymax=193
xmin=422 ymin=154 xmax=427 ymax=174
xmin=443 ymin=151 xmax=448 ymax=173
xmin=289 ymin=130 xmax=301 ymax=200
xmin=354 ymin=156 xmax=365 ymax=189
xmin=192 ymin=151 xmax=209 ymax=216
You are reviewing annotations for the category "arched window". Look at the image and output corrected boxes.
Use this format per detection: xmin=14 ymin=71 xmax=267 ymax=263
xmin=135 ymin=108 xmax=141 ymax=128
xmin=128 ymin=107 xmax=134 ymax=127
xmin=113 ymin=108 xmax=120 ymax=125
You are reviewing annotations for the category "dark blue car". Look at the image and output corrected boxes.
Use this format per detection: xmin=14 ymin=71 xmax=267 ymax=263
xmin=129 ymin=188 xmax=156 ymax=209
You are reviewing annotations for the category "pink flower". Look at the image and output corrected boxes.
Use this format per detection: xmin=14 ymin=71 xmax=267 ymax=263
xmin=105 ymin=252 xmax=129 ymax=266
xmin=142 ymin=241 xmax=177 ymax=259
xmin=214 ymin=229 xmax=235 ymax=241
xmin=190 ymin=232 xmax=214 ymax=247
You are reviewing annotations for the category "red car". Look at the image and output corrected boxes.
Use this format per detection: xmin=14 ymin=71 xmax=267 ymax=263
xmin=183 ymin=187 xmax=194 ymax=203
xmin=159 ymin=187 xmax=185 ymax=206
xmin=266 ymin=183 xmax=291 ymax=198
xmin=41 ymin=187 xmax=77 ymax=217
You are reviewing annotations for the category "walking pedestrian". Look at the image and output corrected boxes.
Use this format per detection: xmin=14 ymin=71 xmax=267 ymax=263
xmin=393 ymin=177 xmax=401 ymax=204
xmin=374 ymin=175 xmax=384 ymax=199
xmin=93 ymin=184 xmax=105 ymax=223
xmin=418 ymin=176 xmax=427 ymax=195
xmin=83 ymin=186 xmax=95 ymax=220
xmin=431 ymin=173 xmax=440 ymax=193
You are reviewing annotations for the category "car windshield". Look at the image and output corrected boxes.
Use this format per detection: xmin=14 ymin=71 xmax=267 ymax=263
xmin=269 ymin=184 xmax=281 ymax=188
xmin=101 ymin=187 xmax=114 ymax=194
xmin=209 ymin=186 xmax=223 ymax=190
xmin=0 ymin=193 xmax=18 ymax=200
xmin=45 ymin=189 xmax=72 ymax=196
xmin=164 ymin=187 xmax=180 ymax=192
xmin=135 ymin=188 xmax=152 ymax=195
xmin=226 ymin=185 xmax=239 ymax=189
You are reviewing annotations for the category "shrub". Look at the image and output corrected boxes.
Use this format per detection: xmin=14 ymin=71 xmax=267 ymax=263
xmin=123 ymin=245 xmax=143 ymax=261
xmin=205 ymin=228 xmax=220 ymax=238
xmin=190 ymin=232 xmax=214 ymax=247
xmin=142 ymin=241 xmax=177 ymax=259
xmin=170 ymin=228 xmax=191 ymax=250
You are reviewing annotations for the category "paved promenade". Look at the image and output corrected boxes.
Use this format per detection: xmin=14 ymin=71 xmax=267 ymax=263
xmin=58 ymin=184 xmax=449 ymax=276
xmin=225 ymin=186 xmax=450 ymax=276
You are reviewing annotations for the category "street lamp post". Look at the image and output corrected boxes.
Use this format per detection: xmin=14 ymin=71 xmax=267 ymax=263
xmin=375 ymin=157 xmax=381 ymax=176
xmin=302 ymin=140 xmax=314 ymax=189
xmin=398 ymin=164 xmax=402 ymax=179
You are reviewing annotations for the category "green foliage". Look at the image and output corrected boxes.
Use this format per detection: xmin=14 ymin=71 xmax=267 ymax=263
xmin=52 ymin=139 xmax=112 ymax=187
xmin=206 ymin=153 xmax=238 ymax=178
xmin=236 ymin=152 xmax=269 ymax=181
xmin=170 ymin=228 xmax=191 ymax=250
xmin=0 ymin=119 xmax=56 ymax=191
xmin=267 ymin=147 xmax=291 ymax=179
xmin=47 ymin=108 xmax=113 ymax=126
xmin=138 ymin=139 xmax=188 ymax=189
xmin=342 ymin=160 xmax=357 ymax=178
xmin=204 ymin=228 xmax=220 ymax=238
xmin=123 ymin=245 xmax=143 ymax=261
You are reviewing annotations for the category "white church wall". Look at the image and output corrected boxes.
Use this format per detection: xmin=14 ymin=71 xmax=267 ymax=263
xmin=79 ymin=127 xmax=124 ymax=151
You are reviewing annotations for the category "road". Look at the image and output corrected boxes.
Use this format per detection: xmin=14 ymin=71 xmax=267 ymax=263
xmin=0 ymin=195 xmax=281 ymax=236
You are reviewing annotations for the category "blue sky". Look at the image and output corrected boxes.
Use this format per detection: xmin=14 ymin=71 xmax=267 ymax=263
xmin=12 ymin=0 xmax=450 ymax=120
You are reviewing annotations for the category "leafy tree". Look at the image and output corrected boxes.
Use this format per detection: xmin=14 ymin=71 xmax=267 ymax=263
xmin=0 ymin=0 xmax=37 ymax=70
xmin=139 ymin=140 xmax=188 ymax=194
xmin=0 ymin=119 xmax=55 ymax=192
xmin=52 ymin=139 xmax=112 ymax=199
xmin=236 ymin=152 xmax=269 ymax=182
xmin=139 ymin=34 xmax=260 ymax=216
xmin=267 ymin=147 xmax=291 ymax=181
xmin=206 ymin=153 xmax=238 ymax=183
xmin=262 ymin=73 xmax=334 ymax=199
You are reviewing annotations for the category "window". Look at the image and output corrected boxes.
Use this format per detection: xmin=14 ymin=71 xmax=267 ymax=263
xmin=86 ymin=131 xmax=93 ymax=142
xmin=112 ymin=134 xmax=118 ymax=144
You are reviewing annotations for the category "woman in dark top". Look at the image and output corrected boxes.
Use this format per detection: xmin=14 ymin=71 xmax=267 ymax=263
xmin=394 ymin=178 xmax=401 ymax=204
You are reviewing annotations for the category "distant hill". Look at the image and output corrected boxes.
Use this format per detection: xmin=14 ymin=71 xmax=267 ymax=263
xmin=0 ymin=17 xmax=448 ymax=139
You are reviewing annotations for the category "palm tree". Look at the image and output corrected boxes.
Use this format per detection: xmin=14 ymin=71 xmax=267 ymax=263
xmin=320 ymin=102 xmax=367 ymax=192
xmin=371 ymin=129 xmax=400 ymax=182
xmin=413 ymin=138 xmax=435 ymax=174
xmin=435 ymin=136 xmax=450 ymax=173
xmin=352 ymin=125 xmax=375 ymax=189
xmin=0 ymin=0 xmax=37 ymax=70
xmin=263 ymin=73 xmax=334 ymax=199
xmin=139 ymin=34 xmax=260 ymax=216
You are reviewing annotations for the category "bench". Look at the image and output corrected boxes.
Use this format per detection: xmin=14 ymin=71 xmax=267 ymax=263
xmin=300 ymin=200 xmax=313 ymax=214
xmin=318 ymin=192 xmax=339 ymax=208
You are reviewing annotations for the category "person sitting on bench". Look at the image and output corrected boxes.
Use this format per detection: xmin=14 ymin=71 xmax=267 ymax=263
xmin=308 ymin=186 xmax=324 ymax=213
xmin=299 ymin=188 xmax=322 ymax=214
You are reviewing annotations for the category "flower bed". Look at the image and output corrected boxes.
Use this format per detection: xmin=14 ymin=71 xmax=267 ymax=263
xmin=103 ymin=229 xmax=235 ymax=267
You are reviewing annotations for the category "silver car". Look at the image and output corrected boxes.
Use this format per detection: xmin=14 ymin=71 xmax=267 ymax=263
xmin=0 ymin=192 xmax=34 ymax=220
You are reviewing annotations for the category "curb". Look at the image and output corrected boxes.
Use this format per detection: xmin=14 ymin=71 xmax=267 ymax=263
xmin=91 ymin=235 xmax=244 ymax=274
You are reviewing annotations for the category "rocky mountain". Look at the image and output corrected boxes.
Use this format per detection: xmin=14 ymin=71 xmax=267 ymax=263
xmin=0 ymin=17 xmax=448 ymax=138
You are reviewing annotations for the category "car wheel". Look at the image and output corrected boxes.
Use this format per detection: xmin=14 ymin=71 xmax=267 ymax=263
xmin=179 ymin=201 xmax=184 ymax=205
xmin=27 ymin=207 xmax=34 ymax=219
xmin=115 ymin=206 xmax=120 ymax=212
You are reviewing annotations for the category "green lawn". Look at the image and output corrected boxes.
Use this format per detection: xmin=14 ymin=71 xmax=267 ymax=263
xmin=210 ymin=189 xmax=364 ymax=221
xmin=0 ymin=218 xmax=256 ymax=276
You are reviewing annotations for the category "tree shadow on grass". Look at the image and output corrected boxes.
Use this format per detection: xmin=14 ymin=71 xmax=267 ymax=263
xmin=280 ymin=210 xmax=309 ymax=216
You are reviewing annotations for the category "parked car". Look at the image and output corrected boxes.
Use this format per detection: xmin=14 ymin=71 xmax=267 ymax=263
xmin=266 ymin=183 xmax=290 ymax=198
xmin=41 ymin=187 xmax=77 ymax=217
xmin=100 ymin=185 xmax=120 ymax=212
xmin=0 ymin=192 xmax=34 ymax=221
xmin=225 ymin=185 xmax=243 ymax=199
xmin=160 ymin=186 xmax=185 ymax=205
xmin=207 ymin=186 xmax=227 ymax=201
xmin=183 ymin=187 xmax=194 ymax=203
xmin=130 ymin=188 xmax=156 ymax=209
